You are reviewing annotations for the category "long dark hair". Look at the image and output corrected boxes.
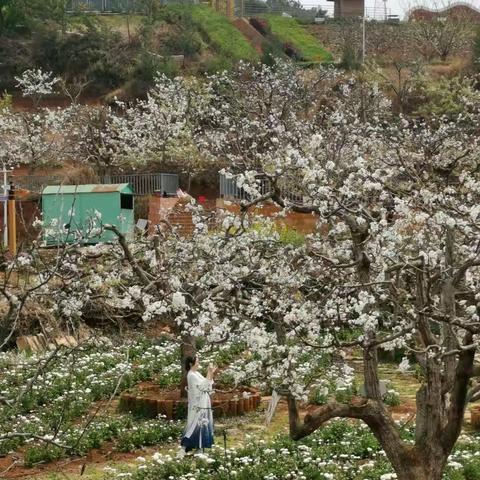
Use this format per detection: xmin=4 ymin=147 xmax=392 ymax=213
xmin=185 ymin=356 xmax=197 ymax=372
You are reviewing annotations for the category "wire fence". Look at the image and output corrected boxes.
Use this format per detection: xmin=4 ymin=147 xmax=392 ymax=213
xmin=11 ymin=173 xmax=179 ymax=196
xmin=237 ymin=3 xmax=393 ymax=20
xmin=66 ymin=0 xmax=199 ymax=13
xmin=65 ymin=0 xmax=394 ymax=20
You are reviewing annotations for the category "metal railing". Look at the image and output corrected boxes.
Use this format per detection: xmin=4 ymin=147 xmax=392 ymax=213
xmin=219 ymin=172 xmax=304 ymax=204
xmin=11 ymin=175 xmax=63 ymax=193
xmin=101 ymin=172 xmax=179 ymax=196
xmin=237 ymin=3 xmax=393 ymax=20
xmin=11 ymin=172 xmax=179 ymax=196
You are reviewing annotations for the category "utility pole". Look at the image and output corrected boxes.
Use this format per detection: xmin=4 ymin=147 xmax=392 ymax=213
xmin=362 ymin=14 xmax=366 ymax=65
xmin=7 ymin=181 xmax=16 ymax=255
xmin=1 ymin=163 xmax=7 ymax=249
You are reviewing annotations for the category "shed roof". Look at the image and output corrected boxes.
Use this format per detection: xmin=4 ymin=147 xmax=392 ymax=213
xmin=42 ymin=184 xmax=133 ymax=195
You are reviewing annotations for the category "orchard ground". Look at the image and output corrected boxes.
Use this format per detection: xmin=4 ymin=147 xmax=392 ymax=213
xmin=3 ymin=338 xmax=480 ymax=480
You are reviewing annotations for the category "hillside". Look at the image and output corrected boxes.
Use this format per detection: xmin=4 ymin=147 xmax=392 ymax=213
xmin=0 ymin=5 xmax=260 ymax=101
xmin=262 ymin=15 xmax=333 ymax=63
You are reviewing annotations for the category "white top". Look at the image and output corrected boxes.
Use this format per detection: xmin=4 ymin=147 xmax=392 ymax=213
xmin=184 ymin=370 xmax=214 ymax=438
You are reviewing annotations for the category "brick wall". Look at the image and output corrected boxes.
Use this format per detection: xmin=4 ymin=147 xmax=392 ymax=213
xmin=149 ymin=196 xmax=323 ymax=237
xmin=149 ymin=197 xmax=194 ymax=236
xmin=216 ymin=199 xmax=322 ymax=234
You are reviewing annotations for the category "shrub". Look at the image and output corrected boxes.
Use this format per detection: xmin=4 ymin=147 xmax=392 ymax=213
xmin=473 ymin=26 xmax=480 ymax=71
xmin=261 ymin=42 xmax=286 ymax=66
xmin=277 ymin=225 xmax=305 ymax=246
xmin=164 ymin=30 xmax=202 ymax=58
xmin=283 ymin=41 xmax=303 ymax=61
xmin=24 ymin=445 xmax=64 ymax=467
xmin=31 ymin=25 xmax=131 ymax=92
xmin=125 ymin=54 xmax=178 ymax=98
xmin=310 ymin=386 xmax=328 ymax=405
xmin=201 ymin=55 xmax=233 ymax=75
xmin=116 ymin=420 xmax=182 ymax=452
xmin=340 ymin=43 xmax=361 ymax=70
xmin=414 ymin=76 xmax=480 ymax=118
xmin=463 ymin=459 xmax=480 ymax=480
xmin=250 ymin=17 xmax=270 ymax=36
xmin=383 ymin=389 xmax=401 ymax=407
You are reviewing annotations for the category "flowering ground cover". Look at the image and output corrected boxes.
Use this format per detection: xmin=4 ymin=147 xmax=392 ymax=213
xmin=0 ymin=336 xmax=250 ymax=472
xmin=98 ymin=420 xmax=480 ymax=480
xmin=23 ymin=408 xmax=480 ymax=480
xmin=0 ymin=338 xmax=181 ymax=467
xmin=3 ymin=337 xmax=480 ymax=479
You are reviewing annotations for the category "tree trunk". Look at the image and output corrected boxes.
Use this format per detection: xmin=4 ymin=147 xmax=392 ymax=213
xmin=393 ymin=447 xmax=447 ymax=480
xmin=180 ymin=334 xmax=196 ymax=399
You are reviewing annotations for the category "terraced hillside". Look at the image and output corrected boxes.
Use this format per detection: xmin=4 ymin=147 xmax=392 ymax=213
xmin=261 ymin=15 xmax=332 ymax=63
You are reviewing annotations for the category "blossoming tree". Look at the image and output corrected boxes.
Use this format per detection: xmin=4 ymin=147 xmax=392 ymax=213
xmin=4 ymin=62 xmax=480 ymax=480
xmin=187 ymin=62 xmax=480 ymax=480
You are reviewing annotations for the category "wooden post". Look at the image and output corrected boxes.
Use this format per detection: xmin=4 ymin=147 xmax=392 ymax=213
xmin=7 ymin=182 xmax=16 ymax=255
xmin=227 ymin=0 xmax=234 ymax=17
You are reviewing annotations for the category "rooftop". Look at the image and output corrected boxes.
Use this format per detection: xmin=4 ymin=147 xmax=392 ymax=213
xmin=42 ymin=184 xmax=133 ymax=195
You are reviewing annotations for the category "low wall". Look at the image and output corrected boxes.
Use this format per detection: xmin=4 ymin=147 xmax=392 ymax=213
xmin=148 ymin=196 xmax=322 ymax=236
xmin=216 ymin=199 xmax=321 ymax=234
xmin=148 ymin=197 xmax=206 ymax=236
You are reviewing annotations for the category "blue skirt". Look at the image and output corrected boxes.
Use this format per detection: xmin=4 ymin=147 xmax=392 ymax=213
xmin=181 ymin=424 xmax=214 ymax=452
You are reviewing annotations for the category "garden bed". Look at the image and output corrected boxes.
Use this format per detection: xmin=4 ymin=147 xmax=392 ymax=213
xmin=119 ymin=382 xmax=261 ymax=420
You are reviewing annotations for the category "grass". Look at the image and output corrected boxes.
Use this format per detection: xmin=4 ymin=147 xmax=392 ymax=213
xmin=189 ymin=5 xmax=259 ymax=62
xmin=264 ymin=15 xmax=332 ymax=63
xmin=95 ymin=14 xmax=144 ymax=37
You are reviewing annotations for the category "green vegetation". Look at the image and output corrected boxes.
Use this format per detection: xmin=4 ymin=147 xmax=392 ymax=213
xmin=0 ymin=4 xmax=262 ymax=95
xmin=99 ymin=420 xmax=480 ymax=480
xmin=415 ymin=76 xmax=480 ymax=118
xmin=189 ymin=5 xmax=258 ymax=63
xmin=264 ymin=15 xmax=332 ymax=63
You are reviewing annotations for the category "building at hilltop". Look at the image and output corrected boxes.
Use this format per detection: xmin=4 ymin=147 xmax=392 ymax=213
xmin=408 ymin=2 xmax=480 ymax=21
xmin=327 ymin=0 xmax=365 ymax=17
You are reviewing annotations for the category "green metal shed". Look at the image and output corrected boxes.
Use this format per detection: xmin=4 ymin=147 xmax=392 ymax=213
xmin=41 ymin=183 xmax=134 ymax=245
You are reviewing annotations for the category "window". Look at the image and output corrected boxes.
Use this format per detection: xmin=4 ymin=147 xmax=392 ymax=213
xmin=120 ymin=193 xmax=133 ymax=210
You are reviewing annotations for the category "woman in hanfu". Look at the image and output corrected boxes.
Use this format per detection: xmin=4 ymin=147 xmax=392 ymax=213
xmin=178 ymin=356 xmax=216 ymax=456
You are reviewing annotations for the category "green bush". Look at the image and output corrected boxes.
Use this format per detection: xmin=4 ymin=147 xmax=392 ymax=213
xmin=164 ymin=30 xmax=202 ymax=58
xmin=116 ymin=420 xmax=182 ymax=452
xmin=261 ymin=41 xmax=286 ymax=66
xmin=125 ymin=53 xmax=178 ymax=98
xmin=310 ymin=386 xmax=328 ymax=405
xmin=24 ymin=445 xmax=64 ymax=467
xmin=414 ymin=76 xmax=480 ymax=118
xmin=31 ymin=25 xmax=131 ymax=92
xmin=201 ymin=55 xmax=233 ymax=75
xmin=383 ymin=389 xmax=401 ymax=407
xmin=0 ymin=0 xmax=28 ymax=34
xmin=340 ymin=43 xmax=361 ymax=70
xmin=463 ymin=459 xmax=480 ymax=480
xmin=473 ymin=26 xmax=480 ymax=72
xmin=277 ymin=225 xmax=305 ymax=246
